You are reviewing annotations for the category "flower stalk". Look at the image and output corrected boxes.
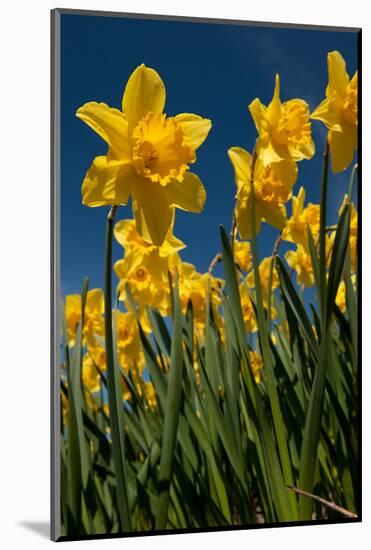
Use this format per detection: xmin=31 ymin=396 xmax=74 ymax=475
xmin=104 ymin=205 xmax=132 ymax=532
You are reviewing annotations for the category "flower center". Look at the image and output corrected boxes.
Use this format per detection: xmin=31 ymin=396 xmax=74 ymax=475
xmin=254 ymin=166 xmax=289 ymax=207
xmin=131 ymin=113 xmax=195 ymax=185
xmin=273 ymin=100 xmax=312 ymax=147
xmin=135 ymin=267 xmax=147 ymax=280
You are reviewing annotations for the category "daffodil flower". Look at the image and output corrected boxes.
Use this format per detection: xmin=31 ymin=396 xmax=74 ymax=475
xmin=335 ymin=275 xmax=356 ymax=313
xmin=114 ymin=218 xmax=185 ymax=259
xmin=234 ymin=239 xmax=252 ymax=272
xmin=228 ymin=147 xmax=297 ymax=239
xmin=76 ymin=64 xmax=212 ymax=245
xmin=249 ymin=75 xmax=315 ymax=166
xmin=285 ymin=246 xmax=314 ymax=288
xmin=311 ymin=51 xmax=357 ymax=173
xmin=282 ymin=187 xmax=320 ymax=249
xmin=82 ymin=352 xmax=101 ymax=393
xmin=239 ymin=284 xmax=257 ymax=333
xmin=246 ymin=257 xmax=279 ymax=301
xmin=65 ymin=289 xmax=104 ymax=347
xmin=248 ymin=351 xmax=263 ymax=384
xmin=115 ymin=310 xmax=141 ymax=366
xmin=176 ymin=261 xmax=223 ymax=331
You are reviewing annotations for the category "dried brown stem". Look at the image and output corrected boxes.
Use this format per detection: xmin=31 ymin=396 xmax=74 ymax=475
xmin=208 ymin=252 xmax=222 ymax=275
xmin=287 ymin=486 xmax=357 ymax=519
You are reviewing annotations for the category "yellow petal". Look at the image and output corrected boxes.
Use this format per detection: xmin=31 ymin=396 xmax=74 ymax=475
xmin=259 ymin=202 xmax=287 ymax=231
xmin=258 ymin=140 xmax=284 ymax=165
xmin=285 ymin=250 xmax=296 ymax=269
xmin=228 ymin=147 xmax=251 ymax=190
xmin=122 ymin=64 xmax=166 ymax=134
xmin=114 ymin=220 xmax=135 ymax=249
xmin=328 ymin=122 xmax=357 ymax=172
xmin=327 ymin=51 xmax=349 ymax=100
xmin=271 ymin=158 xmax=298 ymax=191
xmin=76 ymin=102 xmax=130 ymax=160
xmin=310 ymin=93 xmax=342 ymax=131
xmin=164 ymin=172 xmax=206 ymax=213
xmin=235 ymin=193 xmax=261 ymax=240
xmin=131 ymin=179 xmax=173 ymax=245
xmin=159 ymin=232 xmax=186 ymax=257
xmin=86 ymin=289 xmax=104 ymax=314
xmin=267 ymin=74 xmax=282 ymax=125
xmin=81 ymin=156 xmax=132 ymax=207
xmin=292 ymin=187 xmax=306 ymax=216
xmin=248 ymin=98 xmax=267 ymax=136
xmin=174 ymin=114 xmax=212 ymax=150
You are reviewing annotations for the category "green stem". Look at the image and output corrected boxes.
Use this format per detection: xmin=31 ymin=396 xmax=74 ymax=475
xmin=319 ymin=140 xmax=330 ymax=323
xmin=155 ymin=271 xmax=184 ymax=529
xmin=298 ymin=139 xmax=330 ymax=520
xmin=347 ymin=163 xmax=358 ymax=203
xmin=249 ymin=148 xmax=297 ymax=521
xmin=104 ymin=205 xmax=132 ymax=532
xmin=267 ymin=233 xmax=282 ymax=330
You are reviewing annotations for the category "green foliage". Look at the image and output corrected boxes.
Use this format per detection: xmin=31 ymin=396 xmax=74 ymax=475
xmin=60 ymin=168 xmax=358 ymax=535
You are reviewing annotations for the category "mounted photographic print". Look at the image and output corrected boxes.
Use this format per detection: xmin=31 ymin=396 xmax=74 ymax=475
xmin=51 ymin=8 xmax=361 ymax=541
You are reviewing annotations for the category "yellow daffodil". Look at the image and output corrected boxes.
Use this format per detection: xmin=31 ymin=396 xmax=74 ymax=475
xmin=311 ymin=51 xmax=358 ymax=172
xmin=285 ymin=246 xmax=314 ymax=288
xmin=65 ymin=289 xmax=104 ymax=347
xmin=82 ymin=353 xmax=101 ymax=393
xmin=115 ymin=311 xmax=141 ymax=369
xmin=239 ymin=284 xmax=257 ymax=333
xmin=144 ymin=382 xmax=157 ymax=410
xmin=76 ymin=64 xmax=211 ymax=245
xmin=336 ymin=275 xmax=356 ymax=313
xmin=177 ymin=261 xmax=223 ymax=331
xmin=114 ymin=247 xmax=172 ymax=317
xmin=282 ymin=187 xmax=320 ymax=249
xmin=249 ymin=74 xmax=315 ymax=166
xmin=335 ymin=280 xmax=347 ymax=313
xmin=114 ymin=218 xmax=185 ymax=259
xmin=248 ymin=351 xmax=263 ymax=384
xmin=87 ymin=343 xmax=106 ymax=372
xmin=228 ymin=147 xmax=297 ymax=238
xmin=234 ymin=239 xmax=252 ymax=272
xmin=246 ymin=257 xmax=279 ymax=300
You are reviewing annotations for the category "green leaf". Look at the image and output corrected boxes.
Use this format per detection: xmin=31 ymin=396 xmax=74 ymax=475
xmin=103 ymin=208 xmax=132 ymax=532
xmin=155 ymin=271 xmax=185 ymax=529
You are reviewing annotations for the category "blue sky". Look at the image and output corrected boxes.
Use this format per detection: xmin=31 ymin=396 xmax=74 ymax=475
xmin=60 ymin=13 xmax=358 ymax=296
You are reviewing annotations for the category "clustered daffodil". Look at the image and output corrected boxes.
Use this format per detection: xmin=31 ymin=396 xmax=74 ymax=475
xmin=228 ymin=73 xmax=316 ymax=240
xmin=249 ymin=74 xmax=315 ymax=166
xmin=65 ymin=51 xmax=358 ymax=459
xmin=246 ymin=257 xmax=279 ymax=302
xmin=248 ymin=351 xmax=263 ymax=384
xmin=177 ymin=261 xmax=223 ymax=332
xmin=228 ymin=147 xmax=297 ymax=239
xmin=285 ymin=233 xmax=335 ymax=288
xmin=335 ymin=275 xmax=356 ymax=313
xmin=113 ymin=219 xmax=181 ymax=323
xmin=65 ymin=289 xmax=104 ymax=347
xmin=311 ymin=51 xmax=358 ymax=173
xmin=282 ymin=187 xmax=320 ymax=248
xmin=239 ymin=284 xmax=257 ymax=333
xmin=285 ymin=245 xmax=314 ymax=288
xmin=76 ymin=64 xmax=212 ymax=245
xmin=234 ymin=239 xmax=252 ymax=272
